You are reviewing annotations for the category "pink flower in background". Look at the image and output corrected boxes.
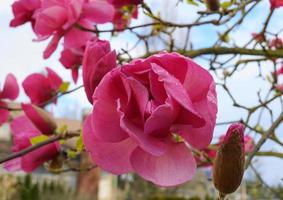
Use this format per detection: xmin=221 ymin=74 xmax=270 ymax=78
xmin=112 ymin=5 xmax=138 ymax=30
xmin=22 ymin=103 xmax=57 ymax=135
xmin=33 ymin=0 xmax=114 ymax=59
xmin=10 ymin=0 xmax=41 ymax=27
xmin=274 ymin=65 xmax=283 ymax=92
xmin=243 ymin=135 xmax=254 ymax=153
xmin=0 ymin=74 xmax=19 ymax=125
xmin=22 ymin=67 xmax=63 ymax=106
xmin=60 ymin=19 xmax=97 ymax=83
xmin=275 ymin=64 xmax=283 ymax=76
xmin=251 ymin=32 xmax=264 ymax=43
xmin=83 ymin=39 xmax=116 ymax=104
xmin=108 ymin=0 xmax=141 ymax=30
xmin=270 ymin=0 xmax=283 ymax=9
xmin=83 ymin=52 xmax=217 ymax=186
xmin=269 ymin=37 xmax=283 ymax=49
xmin=4 ymin=116 xmax=60 ymax=172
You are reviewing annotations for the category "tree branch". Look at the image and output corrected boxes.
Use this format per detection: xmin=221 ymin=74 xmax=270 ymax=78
xmin=0 ymin=131 xmax=80 ymax=164
xmin=245 ymin=112 xmax=283 ymax=168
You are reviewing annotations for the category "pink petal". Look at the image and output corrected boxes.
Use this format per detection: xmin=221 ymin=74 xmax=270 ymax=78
xmin=10 ymin=116 xmax=40 ymax=151
xmin=64 ymin=0 xmax=84 ymax=29
xmin=83 ymin=114 xmax=137 ymax=174
xmin=72 ymin=68 xmax=79 ymax=83
xmin=151 ymin=63 xmax=204 ymax=127
xmin=92 ymin=69 xmax=130 ymax=142
xmin=130 ymin=143 xmax=196 ymax=187
xmin=144 ymin=98 xmax=178 ymax=137
xmin=82 ymin=0 xmax=115 ymax=23
xmin=43 ymin=31 xmax=64 ymax=59
xmin=4 ymin=158 xmax=22 ymax=172
xmin=22 ymin=103 xmax=55 ymax=135
xmin=22 ymin=73 xmax=52 ymax=105
xmin=0 ymin=101 xmax=9 ymax=125
xmin=10 ymin=0 xmax=41 ymax=27
xmin=34 ymin=6 xmax=67 ymax=36
xmin=172 ymin=83 xmax=217 ymax=149
xmin=120 ymin=108 xmax=169 ymax=156
xmin=7 ymin=115 xmax=60 ymax=172
xmin=83 ymin=39 xmax=116 ymax=103
xmin=63 ymin=19 xmax=96 ymax=49
xmin=46 ymin=67 xmax=63 ymax=91
xmin=0 ymin=73 xmax=19 ymax=100
xmin=21 ymin=141 xmax=59 ymax=172
xmin=60 ymin=48 xmax=82 ymax=68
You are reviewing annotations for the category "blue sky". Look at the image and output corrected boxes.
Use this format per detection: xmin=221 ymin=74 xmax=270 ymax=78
xmin=1 ymin=0 xmax=283 ymax=186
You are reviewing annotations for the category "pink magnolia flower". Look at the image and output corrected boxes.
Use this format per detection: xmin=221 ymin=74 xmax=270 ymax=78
xmin=251 ymin=32 xmax=264 ymax=43
xmin=274 ymin=65 xmax=283 ymax=92
xmin=275 ymin=64 xmax=283 ymax=76
xmin=269 ymin=37 xmax=283 ymax=49
xmin=83 ymin=52 xmax=217 ymax=186
xmin=243 ymin=135 xmax=254 ymax=153
xmin=22 ymin=67 xmax=63 ymax=106
xmin=10 ymin=0 xmax=41 ymax=27
xmin=0 ymin=74 xmax=19 ymax=125
xmin=112 ymin=5 xmax=139 ymax=30
xmin=22 ymin=103 xmax=57 ymax=135
xmin=108 ymin=0 xmax=141 ymax=30
xmin=60 ymin=19 xmax=97 ymax=83
xmin=270 ymin=0 xmax=283 ymax=9
xmin=107 ymin=0 xmax=143 ymax=7
xmin=33 ymin=0 xmax=114 ymax=59
xmin=4 ymin=116 xmax=60 ymax=172
xmin=83 ymin=39 xmax=116 ymax=104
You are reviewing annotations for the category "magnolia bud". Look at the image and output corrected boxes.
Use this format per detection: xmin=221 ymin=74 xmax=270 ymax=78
xmin=22 ymin=103 xmax=57 ymax=135
xmin=213 ymin=123 xmax=245 ymax=196
xmin=204 ymin=0 xmax=220 ymax=12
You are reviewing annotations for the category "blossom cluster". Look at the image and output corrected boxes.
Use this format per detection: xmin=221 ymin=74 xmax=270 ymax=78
xmin=10 ymin=0 xmax=143 ymax=82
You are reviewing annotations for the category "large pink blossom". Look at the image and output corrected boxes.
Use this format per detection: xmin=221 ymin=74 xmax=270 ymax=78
xmin=22 ymin=67 xmax=63 ymax=106
xmin=83 ymin=39 xmax=116 ymax=104
xmin=0 ymin=74 xmax=19 ymax=125
xmin=10 ymin=0 xmax=41 ymax=27
xmin=270 ymin=0 xmax=283 ymax=9
xmin=4 ymin=116 xmax=60 ymax=172
xmin=33 ymin=0 xmax=114 ymax=58
xmin=83 ymin=52 xmax=218 ymax=186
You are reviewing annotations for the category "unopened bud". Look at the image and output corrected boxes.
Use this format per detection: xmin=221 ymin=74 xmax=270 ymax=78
xmin=22 ymin=103 xmax=57 ymax=135
xmin=204 ymin=0 xmax=220 ymax=12
xmin=213 ymin=123 xmax=245 ymax=196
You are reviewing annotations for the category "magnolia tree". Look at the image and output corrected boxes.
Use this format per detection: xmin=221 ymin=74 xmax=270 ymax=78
xmin=0 ymin=0 xmax=283 ymax=199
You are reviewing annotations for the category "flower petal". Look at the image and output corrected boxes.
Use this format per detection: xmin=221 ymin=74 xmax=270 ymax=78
xmin=82 ymin=0 xmax=114 ymax=23
xmin=0 ymin=73 xmax=19 ymax=100
xmin=0 ymin=102 xmax=9 ymax=125
xmin=151 ymin=63 xmax=205 ymax=127
xmin=130 ymin=143 xmax=196 ymax=187
xmin=172 ymin=83 xmax=217 ymax=149
xmin=83 ymin=114 xmax=137 ymax=174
